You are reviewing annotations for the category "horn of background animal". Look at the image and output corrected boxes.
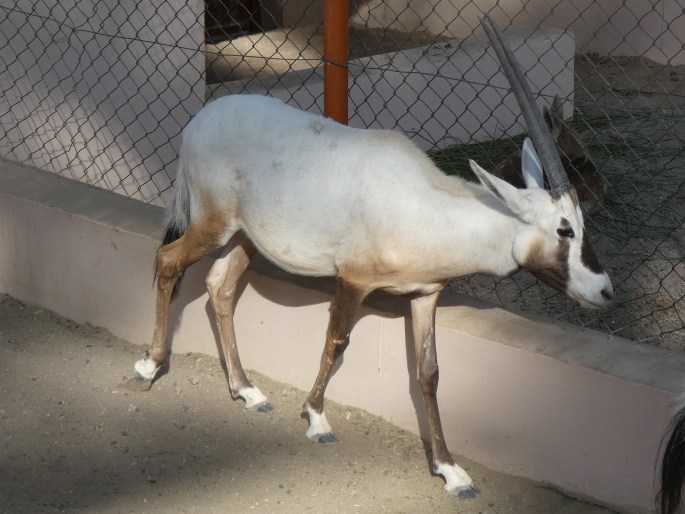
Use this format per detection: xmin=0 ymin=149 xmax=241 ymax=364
xmin=482 ymin=15 xmax=572 ymax=198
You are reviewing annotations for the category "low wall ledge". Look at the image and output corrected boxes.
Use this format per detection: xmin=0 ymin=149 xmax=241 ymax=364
xmin=3 ymin=158 xmax=681 ymax=398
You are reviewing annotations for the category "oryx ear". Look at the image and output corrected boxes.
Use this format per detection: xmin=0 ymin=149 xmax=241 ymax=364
xmin=543 ymin=96 xmax=564 ymax=139
xmin=469 ymin=159 xmax=536 ymax=219
xmin=521 ymin=137 xmax=545 ymax=190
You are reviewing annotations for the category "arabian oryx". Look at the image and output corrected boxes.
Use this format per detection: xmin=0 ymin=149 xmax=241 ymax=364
xmin=494 ymin=95 xmax=606 ymax=212
xmin=129 ymin=16 xmax=613 ymax=499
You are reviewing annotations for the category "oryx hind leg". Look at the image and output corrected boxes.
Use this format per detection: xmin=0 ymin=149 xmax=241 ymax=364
xmin=206 ymin=233 xmax=272 ymax=412
xmin=131 ymin=214 xmax=232 ymax=390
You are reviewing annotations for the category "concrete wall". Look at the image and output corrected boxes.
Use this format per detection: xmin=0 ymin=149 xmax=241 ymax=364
xmin=261 ymin=0 xmax=327 ymax=28
xmin=246 ymin=0 xmax=685 ymax=66
xmin=209 ymin=26 xmax=575 ymax=150
xmin=1 ymin=157 xmax=680 ymax=514
xmin=0 ymin=0 xmax=205 ymax=206
xmin=350 ymin=0 xmax=685 ymax=65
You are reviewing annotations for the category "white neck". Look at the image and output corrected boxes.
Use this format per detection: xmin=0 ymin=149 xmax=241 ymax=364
xmin=407 ymin=180 xmax=523 ymax=278
xmin=337 ymin=174 xmax=525 ymax=292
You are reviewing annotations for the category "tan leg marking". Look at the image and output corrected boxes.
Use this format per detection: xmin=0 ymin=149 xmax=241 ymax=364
xmin=137 ymin=206 xmax=232 ymax=387
xmin=206 ymin=234 xmax=270 ymax=410
xmin=411 ymin=289 xmax=477 ymax=498
xmin=302 ymin=278 xmax=369 ymax=442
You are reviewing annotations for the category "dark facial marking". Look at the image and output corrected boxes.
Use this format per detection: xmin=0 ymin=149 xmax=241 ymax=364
xmin=557 ymin=218 xmax=575 ymax=239
xmin=581 ymin=232 xmax=604 ymax=273
xmin=524 ymin=239 xmax=570 ymax=293
xmin=557 ymin=227 xmax=575 ymax=238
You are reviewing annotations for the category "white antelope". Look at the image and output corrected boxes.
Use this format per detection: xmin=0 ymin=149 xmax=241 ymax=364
xmin=131 ymin=17 xmax=613 ymax=499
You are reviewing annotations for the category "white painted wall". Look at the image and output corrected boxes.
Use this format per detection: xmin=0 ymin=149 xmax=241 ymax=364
xmin=0 ymin=157 xmax=679 ymax=513
xmin=351 ymin=0 xmax=685 ymax=65
xmin=0 ymin=0 xmax=205 ymax=206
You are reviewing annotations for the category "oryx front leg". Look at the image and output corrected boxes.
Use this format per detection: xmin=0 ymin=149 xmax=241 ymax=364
xmin=302 ymin=279 xmax=367 ymax=444
xmin=411 ymin=291 xmax=478 ymax=499
xmin=206 ymin=235 xmax=272 ymax=412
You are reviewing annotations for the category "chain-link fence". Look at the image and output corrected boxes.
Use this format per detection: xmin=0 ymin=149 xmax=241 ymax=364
xmin=1 ymin=1 xmax=683 ymax=348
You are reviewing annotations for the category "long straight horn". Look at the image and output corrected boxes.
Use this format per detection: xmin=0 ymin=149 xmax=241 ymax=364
xmin=481 ymin=15 xmax=571 ymax=198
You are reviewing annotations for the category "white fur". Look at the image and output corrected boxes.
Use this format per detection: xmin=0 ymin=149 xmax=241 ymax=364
xmin=164 ymin=94 xmax=614 ymax=499
xmin=470 ymin=159 xmax=613 ymax=308
xmin=521 ymin=137 xmax=545 ymax=189
xmin=434 ymin=462 xmax=474 ymax=492
xmin=238 ymin=386 xmax=268 ymax=410
xmin=303 ymin=404 xmax=334 ymax=441
xmin=134 ymin=356 xmax=160 ymax=381
xmin=173 ymin=95 xmax=611 ymax=307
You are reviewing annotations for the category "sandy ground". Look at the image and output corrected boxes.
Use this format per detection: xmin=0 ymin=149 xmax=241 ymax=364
xmin=0 ymin=293 xmax=617 ymax=514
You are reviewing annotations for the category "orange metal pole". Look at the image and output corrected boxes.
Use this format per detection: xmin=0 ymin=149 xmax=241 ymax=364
xmin=323 ymin=0 xmax=349 ymax=124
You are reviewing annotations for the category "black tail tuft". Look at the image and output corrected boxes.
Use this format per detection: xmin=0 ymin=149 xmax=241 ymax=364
xmin=152 ymin=220 xmax=188 ymax=300
xmin=659 ymin=406 xmax=685 ymax=514
xmin=161 ymin=223 xmax=185 ymax=247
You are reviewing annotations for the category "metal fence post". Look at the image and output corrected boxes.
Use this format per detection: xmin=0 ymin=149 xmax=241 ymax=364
xmin=323 ymin=0 xmax=349 ymax=124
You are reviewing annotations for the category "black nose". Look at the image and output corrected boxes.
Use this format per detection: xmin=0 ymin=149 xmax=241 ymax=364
xmin=601 ymin=288 xmax=613 ymax=301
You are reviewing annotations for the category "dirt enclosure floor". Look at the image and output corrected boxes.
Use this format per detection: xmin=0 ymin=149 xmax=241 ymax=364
xmin=0 ymin=294 xmax=619 ymax=514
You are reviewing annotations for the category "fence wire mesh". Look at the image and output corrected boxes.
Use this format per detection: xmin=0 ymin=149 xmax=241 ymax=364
xmin=1 ymin=0 xmax=683 ymax=348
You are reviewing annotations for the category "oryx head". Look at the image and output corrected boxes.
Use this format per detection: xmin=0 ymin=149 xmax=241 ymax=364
xmin=476 ymin=16 xmax=613 ymax=309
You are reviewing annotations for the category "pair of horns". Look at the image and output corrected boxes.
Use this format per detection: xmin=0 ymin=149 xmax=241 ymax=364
xmin=481 ymin=15 xmax=571 ymax=198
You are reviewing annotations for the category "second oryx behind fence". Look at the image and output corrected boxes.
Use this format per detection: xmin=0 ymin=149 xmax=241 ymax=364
xmin=494 ymin=95 xmax=606 ymax=211
xmin=129 ymin=17 xmax=613 ymax=499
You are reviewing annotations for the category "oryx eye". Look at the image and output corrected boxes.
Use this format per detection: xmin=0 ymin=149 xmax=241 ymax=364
xmin=557 ymin=228 xmax=575 ymax=239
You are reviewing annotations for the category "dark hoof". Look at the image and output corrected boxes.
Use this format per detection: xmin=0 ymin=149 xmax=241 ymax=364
xmin=312 ymin=433 xmax=339 ymax=444
xmin=250 ymin=401 xmax=274 ymax=413
xmin=449 ymin=485 xmax=480 ymax=500
xmin=123 ymin=375 xmax=153 ymax=392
